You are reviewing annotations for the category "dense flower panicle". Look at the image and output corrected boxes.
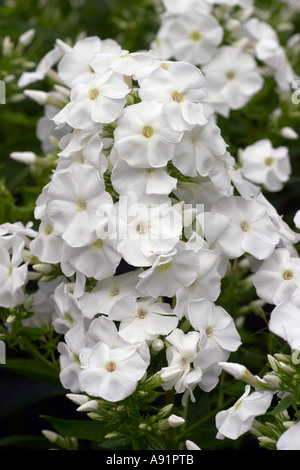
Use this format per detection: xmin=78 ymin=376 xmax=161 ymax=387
xmin=7 ymin=1 xmax=300 ymax=447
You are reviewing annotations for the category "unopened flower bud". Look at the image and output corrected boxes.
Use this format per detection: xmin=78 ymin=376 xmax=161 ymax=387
xmin=24 ymin=89 xmax=48 ymax=105
xmin=262 ymin=373 xmax=281 ymax=389
xmin=76 ymin=400 xmax=99 ymax=412
xmin=66 ymin=393 xmax=89 ymax=406
xmin=10 ymin=151 xmax=36 ymax=165
xmin=18 ymin=28 xmax=35 ymax=47
xmin=157 ymin=404 xmax=173 ymax=419
xmin=42 ymin=430 xmax=59 ymax=443
xmin=32 ymin=263 xmax=52 ymax=273
xmin=280 ymin=127 xmax=299 ymax=140
xmin=185 ymin=440 xmax=201 ymax=450
xmin=152 ymin=338 xmax=164 ymax=352
xmin=167 ymin=414 xmax=185 ymax=428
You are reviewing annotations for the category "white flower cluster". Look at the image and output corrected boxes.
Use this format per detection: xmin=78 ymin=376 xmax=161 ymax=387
xmin=154 ymin=0 xmax=297 ymax=117
xmin=2 ymin=0 xmax=299 ymax=450
xmin=9 ymin=28 xmax=298 ymax=413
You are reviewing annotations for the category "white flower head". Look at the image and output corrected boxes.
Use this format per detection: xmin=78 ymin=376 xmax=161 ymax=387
xmin=253 ymin=248 xmax=300 ymax=305
xmin=269 ymin=287 xmax=300 ymax=350
xmin=202 ymin=46 xmax=263 ymax=117
xmin=241 ymin=139 xmax=291 ymax=192
xmin=155 ymin=11 xmax=223 ymax=65
xmin=113 ymin=100 xmax=183 ymax=168
xmin=188 ymin=298 xmax=242 ymax=360
xmin=139 ymin=61 xmax=210 ymax=132
xmin=109 ymin=296 xmax=178 ymax=344
xmin=0 ymin=235 xmax=28 ymax=308
xmin=216 ymin=385 xmax=273 ymax=440
xmin=57 ymin=36 xmax=122 ymax=87
xmin=46 ymin=164 xmax=113 ymax=248
xmin=79 ymin=319 xmax=149 ymax=402
xmin=277 ymin=421 xmax=300 ymax=450
xmin=213 ymin=195 xmax=280 ymax=260
xmin=53 ymin=70 xmax=129 ymax=129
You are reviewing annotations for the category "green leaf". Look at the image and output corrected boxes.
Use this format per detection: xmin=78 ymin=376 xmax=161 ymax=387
xmin=269 ymin=395 xmax=293 ymax=416
xmin=41 ymin=416 xmax=107 ymax=443
xmin=4 ymin=358 xmax=60 ymax=385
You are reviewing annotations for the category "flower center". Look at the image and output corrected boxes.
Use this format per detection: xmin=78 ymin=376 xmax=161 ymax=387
xmin=77 ymin=200 xmax=87 ymax=211
xmin=226 ymin=70 xmax=236 ymax=81
xmin=43 ymin=223 xmax=53 ymax=236
xmin=282 ymin=270 xmax=294 ymax=281
xmin=93 ymin=239 xmax=103 ymax=249
xmin=240 ymin=220 xmax=250 ymax=232
xmin=138 ymin=308 xmax=148 ymax=319
xmin=264 ymin=157 xmax=274 ymax=167
xmin=190 ymin=31 xmax=202 ymax=42
xmin=110 ymin=286 xmax=120 ymax=297
xmin=142 ymin=126 xmax=154 ymax=139
xmin=171 ymin=91 xmax=185 ymax=103
xmin=157 ymin=261 xmax=172 ymax=272
xmin=106 ymin=361 xmax=117 ymax=373
xmin=73 ymin=354 xmax=81 ymax=365
xmin=89 ymin=88 xmax=99 ymax=100
xmin=136 ymin=222 xmax=148 ymax=234
xmin=6 ymin=265 xmax=13 ymax=277
xmin=160 ymin=62 xmax=170 ymax=70
xmin=206 ymin=326 xmax=214 ymax=337
xmin=64 ymin=312 xmax=74 ymax=324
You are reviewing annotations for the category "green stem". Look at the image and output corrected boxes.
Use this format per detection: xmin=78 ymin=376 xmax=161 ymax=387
xmin=21 ymin=336 xmax=59 ymax=371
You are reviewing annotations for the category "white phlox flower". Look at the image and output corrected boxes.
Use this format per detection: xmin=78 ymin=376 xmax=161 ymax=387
xmin=136 ymin=242 xmax=199 ymax=298
xmin=108 ymin=295 xmax=179 ymax=344
xmin=155 ymin=11 xmax=223 ymax=65
xmin=188 ymin=298 xmax=242 ymax=361
xmin=171 ymin=116 xmax=228 ymax=178
xmin=29 ymin=219 xmax=65 ymax=264
xmin=0 ymin=235 xmax=28 ymax=308
xmin=269 ymin=287 xmax=300 ymax=350
xmin=213 ymin=195 xmax=280 ymax=260
xmin=277 ymin=421 xmax=300 ymax=450
xmin=90 ymin=49 xmax=161 ymax=79
xmin=52 ymin=282 xmax=84 ymax=334
xmin=60 ymin=236 xmax=121 ymax=281
xmin=253 ymin=248 xmax=300 ymax=305
xmin=202 ymin=46 xmax=264 ymax=117
xmin=57 ymin=36 xmax=122 ymax=87
xmin=241 ymin=139 xmax=291 ymax=192
xmin=18 ymin=44 xmax=62 ymax=88
xmin=53 ymin=70 xmax=129 ymax=129
xmin=78 ymin=317 xmax=149 ymax=402
xmin=58 ymin=324 xmax=90 ymax=394
xmin=45 ymin=164 xmax=114 ymax=248
xmin=116 ymin=193 xmax=183 ymax=267
xmin=215 ymin=385 xmax=273 ymax=440
xmin=79 ymin=270 xmax=142 ymax=319
xmin=113 ymin=100 xmax=183 ymax=168
xmin=159 ymin=328 xmax=222 ymax=404
xmin=138 ymin=61 xmax=210 ymax=132
xmin=111 ymin=159 xmax=177 ymax=198
xmin=174 ymin=248 xmax=222 ymax=318
xmin=56 ymin=132 xmax=108 ymax=177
